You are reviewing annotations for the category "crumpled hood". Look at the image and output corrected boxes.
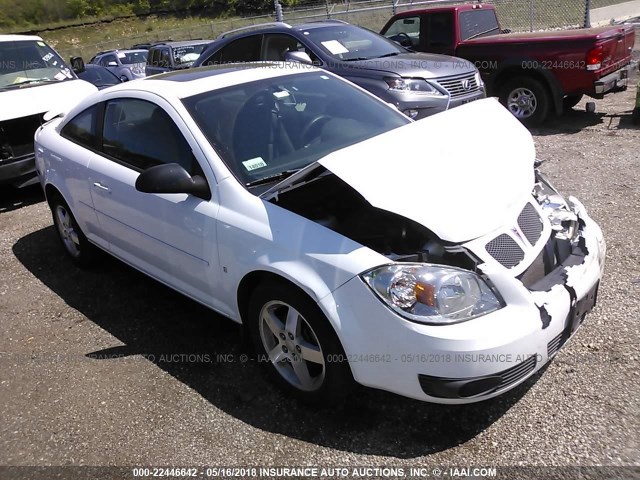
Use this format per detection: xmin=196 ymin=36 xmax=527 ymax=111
xmin=0 ymin=79 xmax=97 ymax=122
xmin=317 ymin=98 xmax=535 ymax=243
xmin=340 ymin=52 xmax=477 ymax=79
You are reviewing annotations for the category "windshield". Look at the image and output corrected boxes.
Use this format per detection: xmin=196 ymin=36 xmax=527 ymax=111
xmin=304 ymin=25 xmax=404 ymax=61
xmin=120 ymin=51 xmax=148 ymax=65
xmin=0 ymin=39 xmax=74 ymax=90
xmin=183 ymin=71 xmax=409 ymax=188
xmin=174 ymin=44 xmax=208 ymax=65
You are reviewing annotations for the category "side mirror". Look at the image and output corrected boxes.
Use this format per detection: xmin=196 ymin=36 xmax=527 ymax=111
xmin=135 ymin=163 xmax=211 ymax=200
xmin=107 ymin=61 xmax=118 ymax=67
xmin=284 ymin=50 xmax=313 ymax=65
xmin=70 ymin=56 xmax=85 ymax=74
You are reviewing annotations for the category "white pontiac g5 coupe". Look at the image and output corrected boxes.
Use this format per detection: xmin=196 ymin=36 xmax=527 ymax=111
xmin=35 ymin=63 xmax=606 ymax=405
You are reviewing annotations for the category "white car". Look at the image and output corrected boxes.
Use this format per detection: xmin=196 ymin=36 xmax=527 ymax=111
xmin=35 ymin=63 xmax=605 ymax=405
xmin=0 ymin=35 xmax=97 ymax=187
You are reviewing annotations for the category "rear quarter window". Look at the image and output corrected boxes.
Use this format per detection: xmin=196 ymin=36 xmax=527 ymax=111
xmin=459 ymin=9 xmax=500 ymax=41
xmin=60 ymin=104 xmax=100 ymax=149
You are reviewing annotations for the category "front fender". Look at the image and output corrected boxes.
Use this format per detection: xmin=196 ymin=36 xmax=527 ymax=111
xmin=215 ymin=178 xmax=385 ymax=323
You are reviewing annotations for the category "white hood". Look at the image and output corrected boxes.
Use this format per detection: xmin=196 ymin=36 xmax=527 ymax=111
xmin=0 ymin=79 xmax=97 ymax=122
xmin=316 ymin=98 xmax=536 ymax=243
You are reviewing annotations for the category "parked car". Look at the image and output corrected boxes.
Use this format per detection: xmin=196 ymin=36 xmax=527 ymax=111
xmin=0 ymin=35 xmax=97 ymax=188
xmin=194 ymin=21 xmax=485 ymax=119
xmin=35 ymin=63 xmax=605 ymax=405
xmin=89 ymin=49 xmax=148 ymax=81
xmin=77 ymin=64 xmax=123 ymax=90
xmin=145 ymin=40 xmax=212 ymax=76
xmin=381 ymin=3 xmax=636 ymax=125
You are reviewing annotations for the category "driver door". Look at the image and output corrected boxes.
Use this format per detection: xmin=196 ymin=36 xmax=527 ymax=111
xmin=87 ymin=94 xmax=223 ymax=308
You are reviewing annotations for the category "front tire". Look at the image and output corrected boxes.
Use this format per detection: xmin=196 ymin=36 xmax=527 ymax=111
xmin=248 ymin=282 xmax=354 ymax=405
xmin=499 ymin=76 xmax=550 ymax=127
xmin=49 ymin=195 xmax=98 ymax=267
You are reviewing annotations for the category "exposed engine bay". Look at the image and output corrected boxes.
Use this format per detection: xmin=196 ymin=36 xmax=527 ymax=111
xmin=0 ymin=113 xmax=43 ymax=161
xmin=269 ymin=170 xmax=478 ymax=271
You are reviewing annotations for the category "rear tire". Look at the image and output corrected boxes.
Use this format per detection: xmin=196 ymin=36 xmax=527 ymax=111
xmin=49 ymin=194 xmax=98 ymax=268
xmin=499 ymin=76 xmax=550 ymax=127
xmin=248 ymin=281 xmax=354 ymax=406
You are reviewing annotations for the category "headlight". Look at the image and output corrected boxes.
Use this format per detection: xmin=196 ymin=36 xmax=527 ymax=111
xmin=534 ymin=170 xmax=579 ymax=241
xmin=362 ymin=264 xmax=503 ymax=325
xmin=385 ymin=77 xmax=443 ymax=95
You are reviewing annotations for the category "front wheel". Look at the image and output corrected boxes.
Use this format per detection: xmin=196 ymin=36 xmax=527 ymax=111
xmin=248 ymin=282 xmax=354 ymax=405
xmin=50 ymin=195 xmax=98 ymax=267
xmin=499 ymin=76 xmax=550 ymax=127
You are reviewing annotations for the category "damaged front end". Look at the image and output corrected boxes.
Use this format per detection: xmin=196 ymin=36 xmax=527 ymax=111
xmin=0 ymin=113 xmax=44 ymax=187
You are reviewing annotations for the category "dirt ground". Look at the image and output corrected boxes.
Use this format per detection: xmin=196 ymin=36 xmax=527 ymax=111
xmin=1 ymin=62 xmax=639 ymax=475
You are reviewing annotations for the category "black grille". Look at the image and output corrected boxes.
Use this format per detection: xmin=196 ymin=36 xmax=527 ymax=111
xmin=486 ymin=234 xmax=524 ymax=268
xmin=497 ymin=354 xmax=537 ymax=390
xmin=547 ymin=332 xmax=564 ymax=358
xmin=518 ymin=203 xmax=543 ymax=246
xmin=437 ymin=73 xmax=480 ymax=98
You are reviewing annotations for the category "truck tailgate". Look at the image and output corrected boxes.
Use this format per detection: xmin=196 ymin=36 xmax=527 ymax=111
xmin=594 ymin=24 xmax=635 ymax=78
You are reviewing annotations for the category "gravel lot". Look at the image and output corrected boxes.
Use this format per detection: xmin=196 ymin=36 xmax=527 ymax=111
xmin=1 ymin=65 xmax=639 ymax=476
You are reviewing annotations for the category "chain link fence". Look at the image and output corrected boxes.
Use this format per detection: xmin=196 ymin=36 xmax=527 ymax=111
xmin=58 ymin=0 xmax=635 ymax=60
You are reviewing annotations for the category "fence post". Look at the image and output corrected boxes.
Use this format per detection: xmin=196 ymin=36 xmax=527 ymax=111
xmin=392 ymin=0 xmax=397 ymax=16
xmin=274 ymin=0 xmax=284 ymax=22
xmin=325 ymin=0 xmax=331 ymax=19
xmin=584 ymin=0 xmax=591 ymax=27
xmin=529 ymin=0 xmax=534 ymax=32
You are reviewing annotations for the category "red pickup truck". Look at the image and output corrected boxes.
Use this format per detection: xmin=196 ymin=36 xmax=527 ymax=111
xmin=381 ymin=4 xmax=636 ymax=125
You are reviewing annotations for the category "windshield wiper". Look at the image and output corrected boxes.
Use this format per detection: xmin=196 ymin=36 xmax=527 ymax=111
xmin=466 ymin=27 xmax=500 ymax=41
xmin=2 ymin=78 xmax=59 ymax=90
xmin=343 ymin=56 xmax=371 ymax=62
xmin=245 ymin=169 xmax=300 ymax=188
xmin=377 ymin=52 xmax=402 ymax=58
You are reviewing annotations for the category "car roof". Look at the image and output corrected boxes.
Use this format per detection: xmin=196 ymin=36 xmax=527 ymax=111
xmin=100 ymin=62 xmax=319 ymax=100
xmin=0 ymin=34 xmax=44 ymax=42
xmin=390 ymin=3 xmax=492 ymax=16
xmin=95 ymin=48 xmax=147 ymax=56
xmin=152 ymin=40 xmax=213 ymax=48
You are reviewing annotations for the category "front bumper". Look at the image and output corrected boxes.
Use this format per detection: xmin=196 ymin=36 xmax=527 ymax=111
xmin=321 ymin=199 xmax=605 ymax=404
xmin=390 ymin=86 xmax=486 ymax=120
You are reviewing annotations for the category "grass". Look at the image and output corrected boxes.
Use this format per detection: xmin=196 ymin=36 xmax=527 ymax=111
xmin=7 ymin=0 xmax=633 ymax=61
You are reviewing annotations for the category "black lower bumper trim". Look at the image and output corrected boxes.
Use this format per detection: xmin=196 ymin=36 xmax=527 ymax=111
xmin=418 ymin=354 xmax=537 ymax=399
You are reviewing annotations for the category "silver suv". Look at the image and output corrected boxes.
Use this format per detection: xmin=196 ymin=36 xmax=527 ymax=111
xmin=89 ymin=49 xmax=148 ymax=81
xmin=194 ymin=21 xmax=486 ymax=119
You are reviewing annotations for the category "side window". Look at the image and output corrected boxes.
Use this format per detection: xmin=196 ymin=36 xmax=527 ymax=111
xmin=262 ymin=34 xmax=301 ymax=61
xmin=61 ymin=104 xmax=100 ymax=149
xmin=216 ymin=36 xmax=262 ymax=63
xmin=148 ymin=49 xmax=158 ymax=66
xmin=101 ymin=98 xmax=196 ymax=173
xmin=383 ymin=16 xmax=421 ymax=48
xmin=103 ymin=54 xmax=117 ymax=66
xmin=459 ymin=10 xmax=500 ymax=41
xmin=160 ymin=48 xmax=171 ymax=68
xmin=427 ymin=12 xmax=454 ymax=48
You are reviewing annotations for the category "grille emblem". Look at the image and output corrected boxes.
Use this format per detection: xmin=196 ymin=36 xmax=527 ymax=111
xmin=461 ymin=79 xmax=471 ymax=90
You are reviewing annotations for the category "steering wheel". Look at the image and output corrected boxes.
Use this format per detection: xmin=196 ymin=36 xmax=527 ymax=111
xmin=393 ymin=32 xmax=413 ymax=48
xmin=300 ymin=114 xmax=332 ymax=146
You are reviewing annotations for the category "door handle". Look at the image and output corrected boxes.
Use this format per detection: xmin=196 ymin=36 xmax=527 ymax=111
xmin=93 ymin=182 xmax=112 ymax=193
